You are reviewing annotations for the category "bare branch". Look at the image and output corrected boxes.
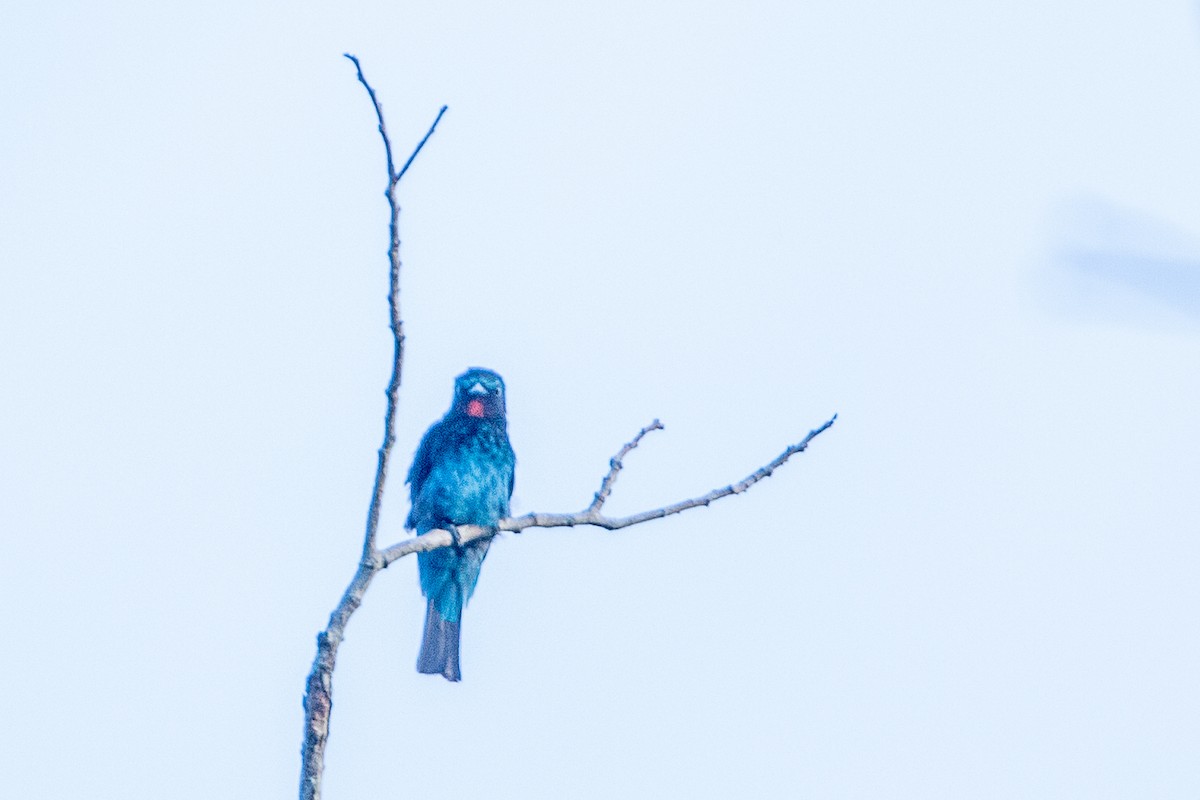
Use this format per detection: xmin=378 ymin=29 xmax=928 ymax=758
xmin=396 ymin=105 xmax=448 ymax=184
xmin=378 ymin=413 xmax=837 ymax=568
xmin=301 ymin=58 xmax=447 ymax=800
xmin=343 ymin=55 xmax=448 ymax=560
xmin=343 ymin=54 xmax=395 ymax=181
xmin=300 ymin=558 xmax=379 ymax=800
xmin=588 ymin=418 xmax=663 ymax=512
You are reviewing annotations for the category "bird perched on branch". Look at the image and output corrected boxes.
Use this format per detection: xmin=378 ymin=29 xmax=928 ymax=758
xmin=406 ymin=367 xmax=516 ymax=681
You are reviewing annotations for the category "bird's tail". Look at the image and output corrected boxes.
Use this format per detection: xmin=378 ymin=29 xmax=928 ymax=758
xmin=417 ymin=599 xmax=462 ymax=682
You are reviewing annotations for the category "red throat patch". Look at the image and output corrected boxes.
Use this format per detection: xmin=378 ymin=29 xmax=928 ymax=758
xmin=466 ymin=399 xmax=485 ymax=418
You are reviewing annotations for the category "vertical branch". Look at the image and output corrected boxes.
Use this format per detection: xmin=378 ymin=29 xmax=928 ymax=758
xmin=299 ymin=55 xmax=447 ymax=800
xmin=345 ymin=52 xmax=402 ymax=560
xmin=366 ymin=100 xmax=445 ymax=554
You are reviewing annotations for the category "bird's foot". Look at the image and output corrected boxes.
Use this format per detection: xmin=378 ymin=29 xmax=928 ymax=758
xmin=445 ymin=523 xmax=463 ymax=554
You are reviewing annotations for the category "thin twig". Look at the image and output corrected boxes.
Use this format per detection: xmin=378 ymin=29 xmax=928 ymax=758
xmin=588 ymin=419 xmax=663 ymax=513
xmin=378 ymin=413 xmax=837 ymax=568
xmin=396 ymin=105 xmax=448 ymax=184
xmin=343 ymin=54 xmax=395 ymax=181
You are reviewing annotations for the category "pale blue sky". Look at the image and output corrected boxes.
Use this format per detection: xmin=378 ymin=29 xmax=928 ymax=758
xmin=3 ymin=2 xmax=1200 ymax=798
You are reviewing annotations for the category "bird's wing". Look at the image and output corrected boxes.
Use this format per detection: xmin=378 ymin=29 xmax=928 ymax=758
xmin=406 ymin=420 xmax=442 ymax=508
xmin=507 ymin=452 xmax=516 ymax=501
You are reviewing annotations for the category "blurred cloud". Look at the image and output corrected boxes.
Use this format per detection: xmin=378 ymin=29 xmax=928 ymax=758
xmin=1041 ymin=195 xmax=1200 ymax=326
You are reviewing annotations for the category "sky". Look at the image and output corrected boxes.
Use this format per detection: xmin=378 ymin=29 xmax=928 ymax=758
xmin=2 ymin=1 xmax=1199 ymax=798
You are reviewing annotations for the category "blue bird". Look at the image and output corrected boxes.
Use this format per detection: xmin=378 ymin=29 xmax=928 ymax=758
xmin=406 ymin=367 xmax=515 ymax=681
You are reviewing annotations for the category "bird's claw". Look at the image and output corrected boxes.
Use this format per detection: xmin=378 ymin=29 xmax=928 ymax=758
xmin=446 ymin=523 xmax=463 ymax=553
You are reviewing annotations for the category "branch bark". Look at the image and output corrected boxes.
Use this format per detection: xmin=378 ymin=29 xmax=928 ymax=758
xmin=298 ymin=56 xmax=837 ymax=800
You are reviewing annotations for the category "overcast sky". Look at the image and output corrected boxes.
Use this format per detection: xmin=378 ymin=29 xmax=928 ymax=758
xmin=3 ymin=2 xmax=1199 ymax=798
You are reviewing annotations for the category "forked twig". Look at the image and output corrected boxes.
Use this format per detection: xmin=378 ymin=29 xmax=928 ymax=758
xmin=378 ymin=413 xmax=836 ymax=567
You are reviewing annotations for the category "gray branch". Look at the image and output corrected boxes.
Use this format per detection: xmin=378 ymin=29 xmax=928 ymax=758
xmin=588 ymin=418 xmax=663 ymax=513
xmin=378 ymin=413 xmax=837 ymax=568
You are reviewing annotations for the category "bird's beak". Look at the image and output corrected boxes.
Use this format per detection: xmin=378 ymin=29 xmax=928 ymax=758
xmin=468 ymin=382 xmax=488 ymax=395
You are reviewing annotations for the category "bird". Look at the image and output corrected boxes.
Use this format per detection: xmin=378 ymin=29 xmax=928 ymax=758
xmin=406 ymin=367 xmax=516 ymax=681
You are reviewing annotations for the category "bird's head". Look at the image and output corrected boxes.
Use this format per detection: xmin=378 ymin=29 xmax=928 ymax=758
xmin=452 ymin=367 xmax=507 ymax=419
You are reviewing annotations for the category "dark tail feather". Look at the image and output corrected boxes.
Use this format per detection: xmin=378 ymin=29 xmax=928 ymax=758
xmin=417 ymin=600 xmax=462 ymax=681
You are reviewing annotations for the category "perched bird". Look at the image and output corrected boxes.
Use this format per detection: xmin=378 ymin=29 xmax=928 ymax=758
xmin=406 ymin=367 xmax=516 ymax=681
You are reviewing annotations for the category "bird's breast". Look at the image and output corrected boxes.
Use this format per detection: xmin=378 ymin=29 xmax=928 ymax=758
xmin=412 ymin=435 xmax=513 ymax=530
